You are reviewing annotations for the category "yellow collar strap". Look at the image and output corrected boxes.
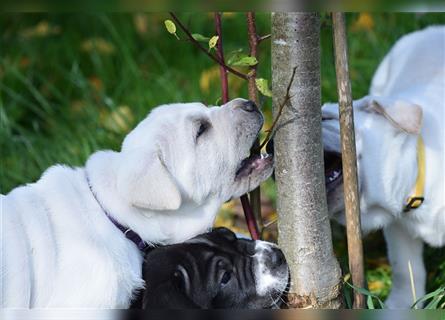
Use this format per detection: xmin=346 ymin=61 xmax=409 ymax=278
xmin=404 ymin=136 xmax=425 ymax=212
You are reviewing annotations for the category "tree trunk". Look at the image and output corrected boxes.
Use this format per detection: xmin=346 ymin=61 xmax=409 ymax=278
xmin=272 ymin=12 xmax=343 ymax=308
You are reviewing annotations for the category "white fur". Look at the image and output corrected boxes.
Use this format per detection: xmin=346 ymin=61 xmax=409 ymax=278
xmin=253 ymin=241 xmax=288 ymax=299
xmin=0 ymin=99 xmax=273 ymax=308
xmin=322 ymin=26 xmax=445 ymax=308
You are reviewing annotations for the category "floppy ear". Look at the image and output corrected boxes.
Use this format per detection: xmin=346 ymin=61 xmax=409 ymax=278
xmin=366 ymin=97 xmax=423 ymax=134
xmin=116 ymin=148 xmax=182 ymax=211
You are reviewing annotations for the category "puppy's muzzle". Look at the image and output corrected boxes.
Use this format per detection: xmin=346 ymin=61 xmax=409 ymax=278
xmin=240 ymin=100 xmax=259 ymax=113
xmin=268 ymin=246 xmax=286 ymax=267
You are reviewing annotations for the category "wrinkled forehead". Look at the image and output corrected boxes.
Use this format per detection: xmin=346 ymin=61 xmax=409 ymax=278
xmin=149 ymin=102 xmax=210 ymax=121
xmin=122 ymin=102 xmax=210 ymax=150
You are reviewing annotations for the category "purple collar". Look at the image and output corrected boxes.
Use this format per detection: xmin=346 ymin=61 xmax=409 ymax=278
xmin=86 ymin=174 xmax=148 ymax=251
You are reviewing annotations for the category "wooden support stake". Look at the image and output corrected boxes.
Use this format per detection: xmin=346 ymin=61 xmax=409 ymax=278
xmin=332 ymin=12 xmax=365 ymax=309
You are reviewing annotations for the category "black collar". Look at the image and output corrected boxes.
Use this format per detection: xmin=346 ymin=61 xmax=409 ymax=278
xmin=86 ymin=173 xmax=148 ymax=251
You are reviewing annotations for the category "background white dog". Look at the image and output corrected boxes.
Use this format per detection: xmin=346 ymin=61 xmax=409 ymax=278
xmin=322 ymin=26 xmax=444 ymax=308
xmin=1 ymin=98 xmax=273 ymax=308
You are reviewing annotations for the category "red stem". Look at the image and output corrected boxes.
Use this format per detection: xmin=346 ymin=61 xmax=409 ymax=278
xmin=214 ymin=13 xmax=229 ymax=104
xmin=213 ymin=12 xmax=259 ymax=240
xmin=241 ymin=196 xmax=261 ymax=240
xmin=245 ymin=12 xmax=262 ymax=238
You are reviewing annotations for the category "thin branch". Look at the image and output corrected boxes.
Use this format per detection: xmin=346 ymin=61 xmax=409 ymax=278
xmin=261 ymin=216 xmax=278 ymax=232
xmin=246 ymin=12 xmax=263 ymax=234
xmin=258 ymin=66 xmax=297 ymax=151
xmin=169 ymin=12 xmax=248 ymax=81
xmin=258 ymin=34 xmax=271 ymax=42
xmin=214 ymin=13 xmax=229 ymax=103
xmin=241 ymin=196 xmax=261 ymax=240
xmin=246 ymin=12 xmax=259 ymax=95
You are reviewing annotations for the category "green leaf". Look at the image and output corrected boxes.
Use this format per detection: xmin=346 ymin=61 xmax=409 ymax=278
xmin=230 ymin=56 xmax=258 ymax=67
xmin=367 ymin=295 xmax=375 ymax=309
xmin=345 ymin=281 xmax=386 ymax=309
xmin=411 ymin=286 xmax=445 ymax=309
xmin=164 ymin=20 xmax=179 ymax=39
xmin=425 ymin=294 xmax=444 ymax=309
xmin=227 ymin=50 xmax=245 ymax=65
xmin=345 ymin=291 xmax=352 ymax=309
xmin=255 ymin=78 xmax=272 ymax=97
xmin=191 ymin=33 xmax=210 ymax=42
xmin=208 ymin=35 xmax=219 ymax=50
xmin=164 ymin=20 xmax=176 ymax=33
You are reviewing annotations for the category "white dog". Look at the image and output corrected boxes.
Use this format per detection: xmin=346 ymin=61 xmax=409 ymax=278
xmin=322 ymin=26 xmax=444 ymax=308
xmin=1 ymin=98 xmax=273 ymax=308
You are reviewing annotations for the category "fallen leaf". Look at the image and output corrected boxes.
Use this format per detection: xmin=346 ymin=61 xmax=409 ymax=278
xmin=81 ymin=38 xmax=115 ymax=54
xmin=20 ymin=20 xmax=61 ymax=38
xmin=199 ymin=66 xmax=220 ymax=93
xmin=352 ymin=13 xmax=374 ymax=31
xmin=101 ymin=105 xmax=134 ymax=133
xmin=133 ymin=13 xmax=148 ymax=35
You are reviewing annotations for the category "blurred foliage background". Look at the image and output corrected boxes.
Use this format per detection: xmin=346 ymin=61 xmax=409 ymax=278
xmin=1 ymin=12 xmax=444 ymax=305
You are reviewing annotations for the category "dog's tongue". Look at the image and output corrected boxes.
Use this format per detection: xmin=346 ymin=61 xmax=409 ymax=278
xmin=236 ymin=153 xmax=273 ymax=179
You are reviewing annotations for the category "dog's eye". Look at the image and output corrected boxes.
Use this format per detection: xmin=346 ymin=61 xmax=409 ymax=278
xmin=196 ymin=122 xmax=209 ymax=139
xmin=220 ymin=271 xmax=231 ymax=286
xmin=173 ymin=271 xmax=185 ymax=291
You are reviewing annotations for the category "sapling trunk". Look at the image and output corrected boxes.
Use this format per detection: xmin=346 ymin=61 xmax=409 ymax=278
xmin=272 ymin=12 xmax=343 ymax=308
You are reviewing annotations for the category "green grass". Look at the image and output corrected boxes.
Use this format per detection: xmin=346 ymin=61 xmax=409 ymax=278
xmin=1 ymin=13 xmax=271 ymax=192
xmin=1 ymin=13 xmax=444 ymax=308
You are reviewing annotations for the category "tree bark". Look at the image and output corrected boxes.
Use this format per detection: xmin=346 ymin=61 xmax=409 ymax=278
xmin=332 ymin=12 xmax=365 ymax=309
xmin=272 ymin=12 xmax=343 ymax=308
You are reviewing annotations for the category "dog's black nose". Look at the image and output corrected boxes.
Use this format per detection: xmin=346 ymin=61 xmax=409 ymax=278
xmin=270 ymin=247 xmax=286 ymax=266
xmin=241 ymin=100 xmax=258 ymax=112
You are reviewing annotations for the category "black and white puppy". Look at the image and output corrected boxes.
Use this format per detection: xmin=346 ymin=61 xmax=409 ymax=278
xmin=137 ymin=228 xmax=289 ymax=309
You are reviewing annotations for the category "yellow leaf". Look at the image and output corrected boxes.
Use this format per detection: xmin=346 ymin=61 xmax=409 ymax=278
xmin=81 ymin=38 xmax=115 ymax=54
xmin=368 ymin=280 xmax=385 ymax=293
xmin=133 ymin=13 xmax=148 ymax=35
xmin=208 ymin=35 xmax=219 ymax=50
xmin=221 ymin=200 xmax=236 ymax=211
xmin=199 ymin=66 xmax=220 ymax=93
xmin=352 ymin=13 xmax=374 ymax=31
xmin=20 ymin=20 xmax=61 ymax=38
xmin=101 ymin=105 xmax=134 ymax=133
xmin=70 ymin=100 xmax=86 ymax=114
xmin=214 ymin=213 xmax=249 ymax=237
xmin=223 ymin=12 xmax=236 ymax=18
xmin=164 ymin=20 xmax=179 ymax=39
xmin=164 ymin=20 xmax=176 ymax=34
xmin=88 ymin=76 xmax=103 ymax=92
